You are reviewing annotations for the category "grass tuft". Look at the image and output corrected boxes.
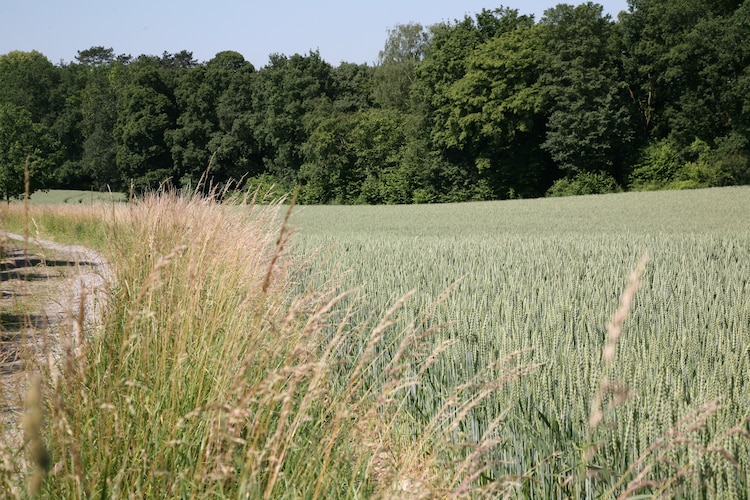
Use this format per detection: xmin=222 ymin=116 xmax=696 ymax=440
xmin=1 ymin=190 xmax=529 ymax=498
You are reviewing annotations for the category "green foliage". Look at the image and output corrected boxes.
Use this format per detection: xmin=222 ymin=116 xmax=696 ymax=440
xmin=246 ymin=51 xmax=335 ymax=184
xmin=75 ymin=46 xmax=117 ymax=66
xmin=239 ymin=172 xmax=289 ymax=201
xmin=79 ymin=61 xmax=121 ymax=190
xmin=350 ymin=109 xmax=409 ymax=203
xmin=415 ymin=12 xmax=498 ymax=156
xmin=300 ymin=108 xmax=460 ymax=205
xmin=300 ymin=107 xmax=435 ymax=205
xmin=114 ymin=61 xmax=177 ymax=191
xmin=631 ymin=135 xmax=750 ymax=190
xmin=628 ymin=139 xmax=682 ymax=190
xmin=213 ymin=65 xmax=263 ymax=183
xmin=546 ymin=170 xmax=622 ymax=197
xmin=0 ymin=50 xmax=59 ymax=124
xmin=372 ymin=23 xmax=429 ymax=110
xmin=0 ymin=103 xmax=51 ymax=201
xmin=3 ymin=0 xmax=750 ymax=203
xmin=669 ymin=138 xmax=716 ymax=189
xmin=539 ymin=4 xmax=634 ymax=178
xmin=299 ymin=113 xmax=359 ymax=204
xmin=711 ymin=132 xmax=750 ymax=185
xmin=331 ymin=62 xmax=374 ymax=113
xmin=417 ymin=8 xmax=534 ymax=140
xmin=440 ymin=18 xmax=549 ymax=198
xmin=620 ymin=0 xmax=749 ymax=147
xmin=167 ymin=51 xmax=254 ymax=188
xmin=443 ymin=20 xmax=541 ymax=150
xmin=50 ymin=63 xmax=87 ymax=188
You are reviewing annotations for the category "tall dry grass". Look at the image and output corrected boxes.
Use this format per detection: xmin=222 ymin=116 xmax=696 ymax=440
xmin=1 ymin=191 xmax=527 ymax=498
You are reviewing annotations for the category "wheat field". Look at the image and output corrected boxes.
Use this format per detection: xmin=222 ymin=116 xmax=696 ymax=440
xmin=290 ymin=186 xmax=750 ymax=498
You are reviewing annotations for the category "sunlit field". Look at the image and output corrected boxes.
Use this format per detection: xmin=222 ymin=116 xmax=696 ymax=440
xmin=1 ymin=186 xmax=747 ymax=497
xmin=290 ymin=186 xmax=750 ymax=497
xmin=15 ymin=189 xmax=127 ymax=205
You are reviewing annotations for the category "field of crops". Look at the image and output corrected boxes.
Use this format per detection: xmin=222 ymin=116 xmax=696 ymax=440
xmin=290 ymin=187 xmax=750 ymax=497
xmin=17 ymin=189 xmax=127 ymax=205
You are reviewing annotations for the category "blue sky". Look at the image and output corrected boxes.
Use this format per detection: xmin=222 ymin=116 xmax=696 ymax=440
xmin=2 ymin=1 xmax=629 ymax=67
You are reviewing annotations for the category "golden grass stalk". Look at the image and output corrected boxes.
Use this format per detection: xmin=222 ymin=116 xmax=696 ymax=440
xmin=583 ymin=253 xmax=749 ymax=498
xmin=22 ymin=374 xmax=48 ymax=496
xmin=589 ymin=253 xmax=649 ymax=433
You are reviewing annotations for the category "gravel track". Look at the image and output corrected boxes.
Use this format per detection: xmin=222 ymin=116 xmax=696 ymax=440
xmin=0 ymin=231 xmax=112 ymax=450
xmin=1 ymin=231 xmax=111 ymax=330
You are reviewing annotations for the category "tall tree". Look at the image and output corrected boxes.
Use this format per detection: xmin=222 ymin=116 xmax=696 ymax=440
xmin=300 ymin=62 xmax=380 ymax=203
xmin=299 ymin=112 xmax=359 ymax=203
xmin=159 ymin=50 xmax=198 ymax=70
xmin=439 ymin=16 xmax=550 ymax=198
xmin=71 ymin=47 xmax=135 ymax=191
xmin=331 ymin=62 xmax=375 ymax=113
xmin=114 ymin=57 xmax=177 ymax=191
xmin=214 ymin=63 xmax=264 ymax=186
xmin=75 ymin=46 xmax=117 ymax=67
xmin=662 ymin=1 xmax=748 ymax=146
xmin=620 ymin=0 xmax=742 ymax=141
xmin=416 ymin=9 xmax=524 ymax=146
xmin=49 ymin=61 xmax=87 ymax=188
xmin=0 ymin=51 xmax=59 ymax=125
xmin=0 ymin=51 xmax=59 ymax=192
xmin=0 ymin=103 xmax=51 ymax=201
xmin=166 ymin=51 xmax=254 ymax=188
xmin=620 ymin=0 xmax=749 ymax=186
xmin=539 ymin=3 xmax=634 ymax=181
xmin=245 ymin=51 xmax=335 ymax=185
xmin=373 ymin=23 xmax=429 ymax=110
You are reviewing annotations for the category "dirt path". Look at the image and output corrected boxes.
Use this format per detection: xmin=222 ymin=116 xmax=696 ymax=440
xmin=1 ymin=232 xmax=111 ymax=350
xmin=0 ymin=232 xmax=111 ymax=448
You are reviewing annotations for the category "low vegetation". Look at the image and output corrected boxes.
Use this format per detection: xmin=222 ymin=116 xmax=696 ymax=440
xmin=291 ymin=186 xmax=750 ymax=497
xmin=18 ymin=189 xmax=127 ymax=206
xmin=1 ymin=191 xmax=514 ymax=498
xmin=0 ymin=186 xmax=747 ymax=497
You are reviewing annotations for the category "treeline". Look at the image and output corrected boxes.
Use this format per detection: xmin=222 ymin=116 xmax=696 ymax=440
xmin=1 ymin=0 xmax=749 ymax=203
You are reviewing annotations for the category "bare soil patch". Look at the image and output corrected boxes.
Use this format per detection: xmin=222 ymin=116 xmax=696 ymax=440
xmin=0 ymin=232 xmax=110 ymax=448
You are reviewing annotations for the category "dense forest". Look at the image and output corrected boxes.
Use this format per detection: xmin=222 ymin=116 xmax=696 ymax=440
xmin=1 ymin=0 xmax=749 ymax=203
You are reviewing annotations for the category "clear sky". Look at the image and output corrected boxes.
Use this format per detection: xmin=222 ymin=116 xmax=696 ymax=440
xmin=1 ymin=1 xmax=630 ymax=67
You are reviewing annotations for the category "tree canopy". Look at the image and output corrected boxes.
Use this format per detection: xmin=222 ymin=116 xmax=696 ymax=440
xmin=0 ymin=0 xmax=748 ymax=202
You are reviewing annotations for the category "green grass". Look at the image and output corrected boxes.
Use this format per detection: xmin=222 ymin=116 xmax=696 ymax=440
xmin=290 ymin=186 xmax=750 ymax=497
xmin=17 ymin=189 xmax=127 ymax=205
xmin=1 ymin=203 xmax=113 ymax=252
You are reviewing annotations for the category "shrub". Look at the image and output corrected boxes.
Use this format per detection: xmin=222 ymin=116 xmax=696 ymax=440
xmin=631 ymin=135 xmax=749 ymax=191
xmin=628 ymin=139 xmax=682 ymax=190
xmin=546 ymin=170 xmax=622 ymax=197
xmin=239 ymin=172 xmax=290 ymax=202
xmin=412 ymin=187 xmax=438 ymax=204
xmin=711 ymin=132 xmax=750 ymax=185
